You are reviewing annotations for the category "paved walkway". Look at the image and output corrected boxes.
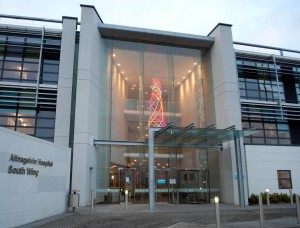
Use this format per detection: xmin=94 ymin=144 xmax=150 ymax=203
xmin=20 ymin=203 xmax=300 ymax=228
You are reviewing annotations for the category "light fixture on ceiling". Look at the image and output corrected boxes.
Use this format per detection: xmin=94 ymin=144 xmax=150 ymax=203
xmin=188 ymin=70 xmax=191 ymax=73
xmin=113 ymin=54 xmax=116 ymax=57
xmin=194 ymin=62 xmax=197 ymax=65
xmin=117 ymin=63 xmax=120 ymax=66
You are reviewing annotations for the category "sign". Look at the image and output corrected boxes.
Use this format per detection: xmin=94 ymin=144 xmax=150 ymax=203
xmin=157 ymin=179 xmax=166 ymax=185
xmin=170 ymin=179 xmax=176 ymax=184
xmin=7 ymin=153 xmax=54 ymax=178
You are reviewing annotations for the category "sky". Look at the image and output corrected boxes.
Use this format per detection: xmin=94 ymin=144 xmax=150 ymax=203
xmin=0 ymin=0 xmax=299 ymax=51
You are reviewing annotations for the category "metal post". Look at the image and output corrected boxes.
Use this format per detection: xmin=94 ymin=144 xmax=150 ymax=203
xmin=234 ymin=132 xmax=245 ymax=207
xmin=215 ymin=196 xmax=220 ymax=228
xmin=290 ymin=188 xmax=293 ymax=206
xmin=148 ymin=127 xmax=155 ymax=210
xmin=125 ymin=190 xmax=128 ymax=211
xmin=296 ymin=194 xmax=300 ymax=224
xmin=91 ymin=189 xmax=94 ymax=211
xmin=259 ymin=194 xmax=264 ymax=227
xmin=266 ymin=189 xmax=270 ymax=208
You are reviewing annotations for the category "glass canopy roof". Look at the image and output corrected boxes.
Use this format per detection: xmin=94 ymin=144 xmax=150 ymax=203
xmin=94 ymin=124 xmax=256 ymax=148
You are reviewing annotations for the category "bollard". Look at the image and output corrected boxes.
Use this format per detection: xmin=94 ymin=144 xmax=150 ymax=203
xmin=215 ymin=196 xmax=220 ymax=228
xmin=266 ymin=189 xmax=270 ymax=208
xmin=172 ymin=189 xmax=174 ymax=204
xmin=125 ymin=189 xmax=128 ymax=211
xmin=296 ymin=194 xmax=300 ymax=224
xmin=259 ymin=194 xmax=264 ymax=227
xmin=289 ymin=188 xmax=293 ymax=206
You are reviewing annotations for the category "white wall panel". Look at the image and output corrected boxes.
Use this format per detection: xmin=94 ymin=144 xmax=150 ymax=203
xmin=0 ymin=127 xmax=71 ymax=228
xmin=246 ymin=145 xmax=300 ymax=195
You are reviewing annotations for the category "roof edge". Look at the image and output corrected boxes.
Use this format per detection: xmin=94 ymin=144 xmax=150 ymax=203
xmin=207 ymin=23 xmax=232 ymax=36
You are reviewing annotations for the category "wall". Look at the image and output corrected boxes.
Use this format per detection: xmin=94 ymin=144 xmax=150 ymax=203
xmin=73 ymin=5 xmax=102 ymax=206
xmin=0 ymin=127 xmax=71 ymax=228
xmin=246 ymin=145 xmax=300 ymax=195
xmin=207 ymin=24 xmax=247 ymax=205
xmin=54 ymin=17 xmax=77 ymax=147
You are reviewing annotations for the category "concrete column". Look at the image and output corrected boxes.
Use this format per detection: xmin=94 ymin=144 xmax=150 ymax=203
xmin=54 ymin=17 xmax=77 ymax=147
xmin=72 ymin=5 xmax=103 ymax=206
xmin=207 ymin=23 xmax=247 ymax=205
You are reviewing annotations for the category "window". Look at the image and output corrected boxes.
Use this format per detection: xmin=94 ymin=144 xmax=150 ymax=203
xmin=277 ymin=170 xmax=292 ymax=189
xmin=242 ymin=118 xmax=291 ymax=145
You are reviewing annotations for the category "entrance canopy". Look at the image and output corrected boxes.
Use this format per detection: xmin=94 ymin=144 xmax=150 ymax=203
xmin=94 ymin=123 xmax=256 ymax=148
xmin=94 ymin=123 xmax=256 ymax=210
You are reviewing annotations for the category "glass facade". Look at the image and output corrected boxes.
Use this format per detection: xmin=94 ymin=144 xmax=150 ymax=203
xmin=0 ymin=28 xmax=61 ymax=142
xmin=95 ymin=39 xmax=218 ymax=204
xmin=237 ymin=55 xmax=300 ymax=145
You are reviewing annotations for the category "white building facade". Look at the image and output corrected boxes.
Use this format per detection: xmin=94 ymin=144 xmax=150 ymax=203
xmin=0 ymin=4 xmax=299 ymax=214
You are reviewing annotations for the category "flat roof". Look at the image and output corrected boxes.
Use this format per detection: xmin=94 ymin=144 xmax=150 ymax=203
xmin=98 ymin=23 xmax=214 ymax=49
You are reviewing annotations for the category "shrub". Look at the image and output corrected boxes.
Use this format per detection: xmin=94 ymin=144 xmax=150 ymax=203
xmin=269 ymin=193 xmax=280 ymax=204
xmin=279 ymin=193 xmax=290 ymax=203
xmin=248 ymin=193 xmax=258 ymax=205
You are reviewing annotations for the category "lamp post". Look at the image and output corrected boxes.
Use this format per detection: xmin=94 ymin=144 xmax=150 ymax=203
xmin=215 ymin=196 xmax=220 ymax=228
xmin=266 ymin=188 xmax=270 ymax=207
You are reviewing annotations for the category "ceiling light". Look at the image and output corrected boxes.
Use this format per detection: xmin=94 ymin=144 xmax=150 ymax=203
xmin=194 ymin=62 xmax=197 ymax=65
xmin=188 ymin=70 xmax=191 ymax=73
xmin=117 ymin=63 xmax=120 ymax=66
xmin=145 ymin=92 xmax=148 ymax=94
xmin=177 ymin=82 xmax=180 ymax=85
xmin=121 ymin=71 xmax=124 ymax=74
xmin=125 ymin=77 xmax=128 ymax=80
xmin=182 ymin=76 xmax=185 ymax=79
xmin=133 ymin=84 xmax=136 ymax=87
xmin=113 ymin=54 xmax=116 ymax=57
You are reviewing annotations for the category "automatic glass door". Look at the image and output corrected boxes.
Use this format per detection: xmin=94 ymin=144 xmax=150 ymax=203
xmin=178 ymin=169 xmax=209 ymax=203
xmin=118 ymin=168 xmax=136 ymax=204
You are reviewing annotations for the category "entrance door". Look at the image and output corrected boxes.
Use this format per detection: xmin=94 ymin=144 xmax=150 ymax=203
xmin=155 ymin=169 xmax=170 ymax=202
xmin=118 ymin=168 xmax=136 ymax=203
xmin=178 ymin=169 xmax=209 ymax=203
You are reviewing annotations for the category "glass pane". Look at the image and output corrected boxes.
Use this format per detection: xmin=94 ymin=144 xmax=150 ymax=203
xmin=22 ymin=71 xmax=38 ymax=81
xmin=265 ymin=138 xmax=278 ymax=144
xmin=4 ymin=61 xmax=22 ymax=70
xmin=37 ymin=110 xmax=55 ymax=118
xmin=17 ymin=117 xmax=35 ymax=127
xmin=5 ymin=52 xmax=22 ymax=61
xmin=2 ymin=70 xmax=21 ymax=80
xmin=42 ymin=73 xmax=58 ymax=82
xmin=279 ymin=139 xmax=291 ymax=144
xmin=278 ymin=131 xmax=290 ymax=138
xmin=23 ymin=62 xmax=39 ymax=71
xmin=251 ymin=137 xmax=265 ymax=144
xmin=0 ymin=116 xmax=15 ymax=126
xmin=18 ymin=109 xmax=36 ymax=117
xmin=277 ymin=170 xmax=291 ymax=179
xmin=265 ymin=130 xmax=277 ymax=138
xmin=36 ymin=118 xmax=55 ymax=128
xmin=43 ymin=64 xmax=59 ymax=73
xmin=0 ymin=108 xmax=16 ymax=115
xmin=16 ymin=127 xmax=34 ymax=135
xmin=278 ymin=179 xmax=292 ymax=189
xmin=35 ymin=128 xmax=54 ymax=137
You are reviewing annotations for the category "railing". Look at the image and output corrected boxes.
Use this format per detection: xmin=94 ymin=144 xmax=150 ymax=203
xmin=234 ymin=41 xmax=300 ymax=59
xmin=124 ymin=99 xmax=181 ymax=113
